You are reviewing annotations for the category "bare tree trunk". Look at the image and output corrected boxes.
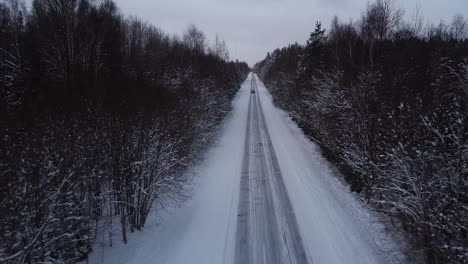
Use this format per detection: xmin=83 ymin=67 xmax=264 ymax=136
xmin=121 ymin=208 xmax=127 ymax=244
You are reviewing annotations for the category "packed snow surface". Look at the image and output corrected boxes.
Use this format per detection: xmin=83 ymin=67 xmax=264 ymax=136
xmin=87 ymin=73 xmax=403 ymax=264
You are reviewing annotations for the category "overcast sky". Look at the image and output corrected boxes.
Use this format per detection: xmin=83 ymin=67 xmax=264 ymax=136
xmin=113 ymin=0 xmax=468 ymax=66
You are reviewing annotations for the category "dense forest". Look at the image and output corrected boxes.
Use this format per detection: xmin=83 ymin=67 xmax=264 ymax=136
xmin=0 ymin=0 xmax=248 ymax=262
xmin=254 ymin=1 xmax=467 ymax=263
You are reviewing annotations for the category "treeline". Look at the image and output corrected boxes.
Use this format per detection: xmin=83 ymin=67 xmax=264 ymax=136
xmin=254 ymin=0 xmax=467 ymax=263
xmin=0 ymin=0 xmax=249 ymax=263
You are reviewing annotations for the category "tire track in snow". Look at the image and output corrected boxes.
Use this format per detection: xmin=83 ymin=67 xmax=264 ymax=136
xmin=234 ymin=86 xmax=252 ymax=264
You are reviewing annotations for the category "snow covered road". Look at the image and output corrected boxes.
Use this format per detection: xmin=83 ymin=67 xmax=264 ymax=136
xmin=235 ymin=76 xmax=309 ymax=264
xmin=88 ymin=73 xmax=402 ymax=264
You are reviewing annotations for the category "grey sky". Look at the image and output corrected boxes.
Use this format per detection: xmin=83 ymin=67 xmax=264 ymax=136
xmin=114 ymin=0 xmax=468 ymax=66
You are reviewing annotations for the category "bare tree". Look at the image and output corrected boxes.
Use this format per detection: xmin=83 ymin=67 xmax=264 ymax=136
xmin=360 ymin=0 xmax=404 ymax=41
xmin=211 ymin=34 xmax=229 ymax=61
xmin=183 ymin=24 xmax=206 ymax=54
xmin=451 ymin=14 xmax=468 ymax=40
xmin=0 ymin=0 xmax=27 ymax=114
xmin=408 ymin=3 xmax=424 ymax=37
xmin=427 ymin=21 xmax=451 ymax=40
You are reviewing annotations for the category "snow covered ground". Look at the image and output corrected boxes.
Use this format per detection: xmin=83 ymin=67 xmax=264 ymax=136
xmin=86 ymin=73 xmax=405 ymax=264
